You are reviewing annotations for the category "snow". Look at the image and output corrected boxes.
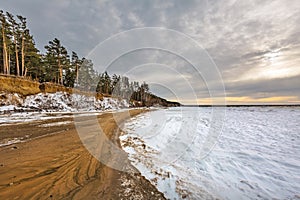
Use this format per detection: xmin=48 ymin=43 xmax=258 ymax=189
xmin=0 ymin=134 xmax=30 ymax=147
xmin=38 ymin=121 xmax=73 ymax=127
xmin=0 ymin=92 xmax=130 ymax=113
xmin=22 ymin=92 xmax=130 ymax=112
xmin=0 ymin=105 xmax=17 ymax=112
xmin=0 ymin=92 xmax=131 ymax=126
xmin=120 ymin=106 xmax=300 ymax=200
xmin=0 ymin=91 xmax=133 ymax=147
xmin=0 ymin=111 xmax=71 ymax=125
xmin=0 ymin=138 xmax=22 ymax=147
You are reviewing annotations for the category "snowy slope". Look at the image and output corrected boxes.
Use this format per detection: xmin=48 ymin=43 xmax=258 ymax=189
xmin=0 ymin=92 xmax=130 ymax=112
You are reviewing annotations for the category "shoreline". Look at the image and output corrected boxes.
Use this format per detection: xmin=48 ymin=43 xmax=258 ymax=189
xmin=0 ymin=109 xmax=165 ymax=199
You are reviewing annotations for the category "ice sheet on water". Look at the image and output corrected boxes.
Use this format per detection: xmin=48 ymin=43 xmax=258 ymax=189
xmin=120 ymin=106 xmax=300 ymax=200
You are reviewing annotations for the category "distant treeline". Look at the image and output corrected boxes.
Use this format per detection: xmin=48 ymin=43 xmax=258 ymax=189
xmin=0 ymin=10 xmax=180 ymax=106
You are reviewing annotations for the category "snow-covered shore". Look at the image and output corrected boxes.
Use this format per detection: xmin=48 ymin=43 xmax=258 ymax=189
xmin=0 ymin=92 xmax=130 ymax=113
xmin=0 ymin=91 xmax=132 ymax=130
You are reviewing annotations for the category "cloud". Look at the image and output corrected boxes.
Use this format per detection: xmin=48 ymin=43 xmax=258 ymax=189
xmin=225 ymin=74 xmax=300 ymax=98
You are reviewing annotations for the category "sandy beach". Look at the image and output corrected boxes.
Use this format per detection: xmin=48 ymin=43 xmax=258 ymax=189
xmin=0 ymin=109 xmax=165 ymax=199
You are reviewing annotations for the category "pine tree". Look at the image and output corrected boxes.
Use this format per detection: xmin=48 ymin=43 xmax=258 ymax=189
xmin=16 ymin=15 xmax=27 ymax=76
xmin=78 ymin=58 xmax=95 ymax=90
xmin=119 ymin=76 xmax=130 ymax=99
xmin=71 ymin=51 xmax=82 ymax=84
xmin=24 ymin=33 xmax=40 ymax=80
xmin=0 ymin=10 xmax=9 ymax=74
xmin=103 ymin=71 xmax=111 ymax=94
xmin=140 ymin=82 xmax=149 ymax=103
xmin=64 ymin=68 xmax=76 ymax=87
xmin=111 ymin=74 xmax=121 ymax=96
xmin=96 ymin=73 xmax=105 ymax=93
xmin=6 ymin=12 xmax=20 ymax=76
xmin=44 ymin=38 xmax=69 ymax=84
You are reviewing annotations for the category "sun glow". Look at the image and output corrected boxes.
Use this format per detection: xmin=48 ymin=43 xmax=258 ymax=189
xmin=196 ymin=96 xmax=300 ymax=105
xmin=237 ymin=49 xmax=300 ymax=81
xmin=259 ymin=64 xmax=297 ymax=79
xmin=264 ymin=50 xmax=281 ymax=63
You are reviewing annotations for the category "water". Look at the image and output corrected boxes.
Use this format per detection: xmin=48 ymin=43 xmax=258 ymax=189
xmin=120 ymin=107 xmax=300 ymax=200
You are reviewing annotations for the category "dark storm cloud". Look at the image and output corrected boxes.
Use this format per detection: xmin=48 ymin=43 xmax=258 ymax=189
xmin=1 ymin=0 xmax=300 ymax=103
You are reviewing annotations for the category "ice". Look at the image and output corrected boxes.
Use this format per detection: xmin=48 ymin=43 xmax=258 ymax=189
xmin=120 ymin=106 xmax=300 ymax=200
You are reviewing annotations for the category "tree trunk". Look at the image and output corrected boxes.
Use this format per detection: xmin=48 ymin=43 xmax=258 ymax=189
xmin=2 ymin=26 xmax=8 ymax=74
xmin=58 ymin=58 xmax=63 ymax=85
xmin=14 ymin=33 xmax=20 ymax=76
xmin=76 ymin=64 xmax=79 ymax=84
xmin=21 ymin=34 xmax=25 ymax=76
xmin=8 ymin=47 xmax=10 ymax=74
xmin=24 ymin=67 xmax=27 ymax=77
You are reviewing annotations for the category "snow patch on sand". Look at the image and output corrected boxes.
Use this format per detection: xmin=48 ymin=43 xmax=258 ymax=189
xmin=0 ymin=135 xmax=30 ymax=147
xmin=38 ymin=121 xmax=73 ymax=127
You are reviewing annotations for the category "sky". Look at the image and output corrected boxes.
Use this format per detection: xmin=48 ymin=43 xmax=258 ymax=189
xmin=1 ymin=0 xmax=300 ymax=105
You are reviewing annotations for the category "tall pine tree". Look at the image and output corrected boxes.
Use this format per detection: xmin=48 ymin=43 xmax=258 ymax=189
xmin=44 ymin=38 xmax=69 ymax=84
xmin=0 ymin=10 xmax=10 ymax=74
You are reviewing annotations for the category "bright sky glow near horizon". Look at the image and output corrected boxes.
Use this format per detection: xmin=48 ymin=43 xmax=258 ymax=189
xmin=2 ymin=0 xmax=300 ymax=105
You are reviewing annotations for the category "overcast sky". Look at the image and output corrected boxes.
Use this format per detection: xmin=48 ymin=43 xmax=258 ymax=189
xmin=2 ymin=0 xmax=300 ymax=104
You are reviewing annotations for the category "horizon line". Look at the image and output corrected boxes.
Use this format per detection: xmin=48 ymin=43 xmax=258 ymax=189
xmin=179 ymin=104 xmax=300 ymax=107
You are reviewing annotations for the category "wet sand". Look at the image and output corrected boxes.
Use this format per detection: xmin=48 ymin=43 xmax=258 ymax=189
xmin=0 ymin=109 xmax=165 ymax=199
